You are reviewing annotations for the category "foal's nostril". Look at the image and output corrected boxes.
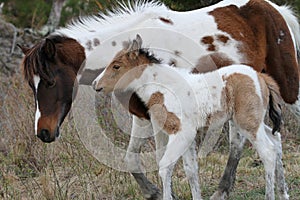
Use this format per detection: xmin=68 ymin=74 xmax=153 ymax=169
xmin=92 ymin=81 xmax=103 ymax=92
xmin=96 ymin=87 xmax=103 ymax=92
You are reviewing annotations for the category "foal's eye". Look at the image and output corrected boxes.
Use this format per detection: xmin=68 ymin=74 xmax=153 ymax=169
xmin=113 ymin=65 xmax=121 ymax=70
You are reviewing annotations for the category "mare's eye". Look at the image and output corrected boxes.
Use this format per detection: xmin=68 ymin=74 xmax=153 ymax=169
xmin=47 ymin=80 xmax=56 ymax=88
xmin=113 ymin=65 xmax=120 ymax=70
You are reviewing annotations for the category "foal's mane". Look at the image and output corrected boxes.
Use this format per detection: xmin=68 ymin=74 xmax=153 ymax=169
xmin=138 ymin=48 xmax=161 ymax=64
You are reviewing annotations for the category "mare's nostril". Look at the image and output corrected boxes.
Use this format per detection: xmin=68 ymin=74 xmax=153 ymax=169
xmin=37 ymin=129 xmax=51 ymax=142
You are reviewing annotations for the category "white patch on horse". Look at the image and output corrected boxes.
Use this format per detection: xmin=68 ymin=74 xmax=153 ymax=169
xmin=33 ymin=75 xmax=41 ymax=135
xmin=92 ymin=67 xmax=107 ymax=89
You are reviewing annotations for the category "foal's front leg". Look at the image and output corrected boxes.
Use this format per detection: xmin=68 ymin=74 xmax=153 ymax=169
xmin=125 ymin=116 xmax=161 ymax=200
xmin=159 ymin=131 xmax=199 ymax=200
xmin=183 ymin=141 xmax=202 ymax=200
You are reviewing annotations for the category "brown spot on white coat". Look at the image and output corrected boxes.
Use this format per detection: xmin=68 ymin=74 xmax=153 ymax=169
xmin=191 ymin=53 xmax=234 ymax=74
xmin=93 ymin=38 xmax=100 ymax=46
xmin=147 ymin=92 xmax=181 ymax=134
xmin=159 ymin=17 xmax=174 ymax=25
xmin=201 ymin=36 xmax=216 ymax=51
xmin=86 ymin=40 xmax=93 ymax=51
xmin=216 ymin=34 xmax=230 ymax=44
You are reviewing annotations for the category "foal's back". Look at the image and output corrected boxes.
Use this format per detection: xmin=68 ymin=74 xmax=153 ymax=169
xmin=191 ymin=65 xmax=268 ymax=130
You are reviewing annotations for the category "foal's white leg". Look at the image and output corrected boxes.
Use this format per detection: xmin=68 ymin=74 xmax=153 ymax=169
xmin=264 ymin=125 xmax=289 ymax=200
xmin=155 ymin=130 xmax=168 ymax=164
xmin=286 ymin=87 xmax=300 ymax=121
xmin=159 ymin=132 xmax=197 ymax=200
xmin=198 ymin=128 xmax=222 ymax=158
xmin=125 ymin=116 xmax=161 ymax=199
xmin=254 ymin=123 xmax=277 ymax=200
xmin=182 ymin=141 xmax=202 ymax=200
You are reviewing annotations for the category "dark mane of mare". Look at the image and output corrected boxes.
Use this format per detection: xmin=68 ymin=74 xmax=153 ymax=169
xmin=20 ymin=34 xmax=85 ymax=143
xmin=22 ymin=35 xmax=85 ymax=87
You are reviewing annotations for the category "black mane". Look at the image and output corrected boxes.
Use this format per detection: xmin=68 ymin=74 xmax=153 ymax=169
xmin=139 ymin=48 xmax=161 ymax=64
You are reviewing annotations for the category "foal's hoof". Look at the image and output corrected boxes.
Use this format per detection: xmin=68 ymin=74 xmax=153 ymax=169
xmin=145 ymin=193 xmax=161 ymax=200
xmin=145 ymin=192 xmax=179 ymax=200
xmin=210 ymin=190 xmax=228 ymax=200
xmin=144 ymin=189 xmax=161 ymax=200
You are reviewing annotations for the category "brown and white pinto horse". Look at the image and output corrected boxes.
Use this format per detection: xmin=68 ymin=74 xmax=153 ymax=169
xmin=19 ymin=0 xmax=300 ymax=199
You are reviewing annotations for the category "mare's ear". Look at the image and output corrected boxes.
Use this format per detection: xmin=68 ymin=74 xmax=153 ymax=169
xmin=42 ymin=38 xmax=56 ymax=60
xmin=17 ymin=44 xmax=30 ymax=55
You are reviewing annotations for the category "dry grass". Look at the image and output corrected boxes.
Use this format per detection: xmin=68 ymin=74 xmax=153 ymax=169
xmin=0 ymin=71 xmax=299 ymax=200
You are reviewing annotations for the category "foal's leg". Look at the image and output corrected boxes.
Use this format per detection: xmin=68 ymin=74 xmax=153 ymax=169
xmin=159 ymin=132 xmax=197 ymax=200
xmin=125 ymin=116 xmax=161 ymax=200
xmin=253 ymin=123 xmax=277 ymax=200
xmin=286 ymin=87 xmax=300 ymax=121
xmin=182 ymin=141 xmax=202 ymax=200
xmin=198 ymin=128 xmax=222 ymax=158
xmin=264 ymin=125 xmax=289 ymax=200
xmin=210 ymin=121 xmax=246 ymax=200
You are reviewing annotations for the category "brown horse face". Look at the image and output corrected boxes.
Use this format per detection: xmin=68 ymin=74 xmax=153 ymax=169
xmin=32 ymin=71 xmax=74 ymax=143
xmin=20 ymin=36 xmax=85 ymax=143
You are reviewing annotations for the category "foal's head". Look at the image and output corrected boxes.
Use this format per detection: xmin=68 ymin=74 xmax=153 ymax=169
xmin=19 ymin=35 xmax=85 ymax=143
xmin=93 ymin=35 xmax=160 ymax=93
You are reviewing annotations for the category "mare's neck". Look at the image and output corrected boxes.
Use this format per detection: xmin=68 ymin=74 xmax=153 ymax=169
xmin=53 ymin=3 xmax=168 ymax=57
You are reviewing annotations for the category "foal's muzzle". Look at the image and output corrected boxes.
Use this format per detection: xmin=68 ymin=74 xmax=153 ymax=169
xmin=92 ymin=80 xmax=103 ymax=92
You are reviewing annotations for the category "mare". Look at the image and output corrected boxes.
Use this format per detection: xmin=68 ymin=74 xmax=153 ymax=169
xmin=19 ymin=0 xmax=300 ymax=199
xmin=94 ymin=35 xmax=287 ymax=200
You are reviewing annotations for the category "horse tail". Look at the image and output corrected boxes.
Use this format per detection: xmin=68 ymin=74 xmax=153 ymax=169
xmin=261 ymin=73 xmax=282 ymax=134
xmin=268 ymin=1 xmax=300 ymax=57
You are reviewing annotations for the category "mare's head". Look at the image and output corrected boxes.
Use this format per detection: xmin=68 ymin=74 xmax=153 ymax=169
xmin=93 ymin=35 xmax=160 ymax=93
xmin=19 ymin=35 xmax=85 ymax=143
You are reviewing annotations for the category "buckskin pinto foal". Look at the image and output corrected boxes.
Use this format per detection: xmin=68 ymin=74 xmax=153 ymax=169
xmin=19 ymin=0 xmax=300 ymax=199
xmin=94 ymin=35 xmax=287 ymax=200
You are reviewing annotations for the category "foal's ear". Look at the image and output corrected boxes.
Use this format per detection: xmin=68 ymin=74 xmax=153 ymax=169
xmin=135 ymin=34 xmax=142 ymax=48
xmin=17 ymin=44 xmax=30 ymax=55
xmin=42 ymin=38 xmax=56 ymax=60
xmin=129 ymin=34 xmax=143 ymax=59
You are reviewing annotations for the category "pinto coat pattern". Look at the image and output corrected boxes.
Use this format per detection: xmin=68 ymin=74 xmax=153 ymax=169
xmin=94 ymin=35 xmax=287 ymax=200
xmin=20 ymin=0 xmax=300 ymax=199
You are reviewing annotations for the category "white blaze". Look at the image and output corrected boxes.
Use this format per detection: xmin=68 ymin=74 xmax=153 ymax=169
xmin=33 ymin=75 xmax=41 ymax=135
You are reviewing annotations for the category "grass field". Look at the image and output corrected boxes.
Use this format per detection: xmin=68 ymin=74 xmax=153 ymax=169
xmin=0 ymin=71 xmax=299 ymax=200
